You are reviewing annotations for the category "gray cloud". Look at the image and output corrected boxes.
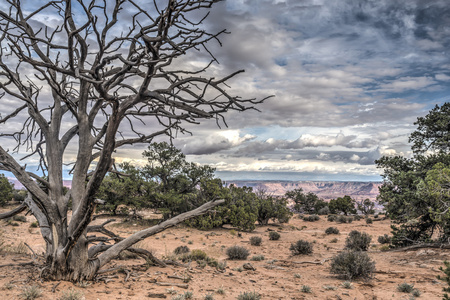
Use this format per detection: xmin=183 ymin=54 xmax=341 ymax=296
xmin=2 ymin=0 xmax=450 ymax=181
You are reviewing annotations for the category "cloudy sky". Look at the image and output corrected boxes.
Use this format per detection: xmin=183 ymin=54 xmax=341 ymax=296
xmin=2 ymin=0 xmax=450 ymax=182
xmin=150 ymin=0 xmax=449 ymax=182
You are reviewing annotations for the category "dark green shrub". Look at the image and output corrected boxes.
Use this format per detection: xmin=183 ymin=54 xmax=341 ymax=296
xmin=365 ymin=217 xmax=373 ymax=224
xmin=237 ymin=291 xmax=261 ymax=300
xmin=347 ymin=216 xmax=353 ymax=223
xmin=180 ymin=249 xmax=207 ymax=262
xmin=12 ymin=215 xmax=27 ymax=222
xmin=336 ymin=215 xmax=348 ymax=224
xmin=345 ymin=230 xmax=371 ymax=251
xmin=190 ymin=249 xmax=207 ymax=260
xmin=249 ymin=236 xmax=262 ymax=246
xmin=250 ymin=255 xmax=265 ymax=261
xmin=303 ymin=214 xmax=320 ymax=222
xmin=330 ymin=250 xmax=375 ymax=280
xmin=0 ymin=174 xmax=14 ymax=207
xmin=325 ymin=227 xmax=339 ymax=235
xmin=438 ymin=260 xmax=450 ymax=299
xmin=397 ymin=283 xmax=414 ymax=293
xmin=255 ymin=192 xmax=292 ymax=225
xmin=29 ymin=221 xmax=39 ymax=228
xmin=268 ymin=231 xmax=280 ymax=240
xmin=353 ymin=215 xmax=362 ymax=221
xmin=377 ymin=234 xmax=391 ymax=244
xmin=318 ymin=206 xmax=330 ymax=215
xmin=289 ymin=240 xmax=313 ymax=255
xmin=226 ymin=246 xmax=249 ymax=260
xmin=174 ymin=245 xmax=190 ymax=255
xmin=327 ymin=215 xmax=337 ymax=222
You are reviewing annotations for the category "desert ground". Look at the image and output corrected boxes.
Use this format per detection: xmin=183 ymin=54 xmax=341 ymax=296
xmin=0 ymin=208 xmax=447 ymax=300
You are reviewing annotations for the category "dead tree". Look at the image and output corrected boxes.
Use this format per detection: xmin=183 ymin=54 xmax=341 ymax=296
xmin=0 ymin=0 xmax=267 ymax=281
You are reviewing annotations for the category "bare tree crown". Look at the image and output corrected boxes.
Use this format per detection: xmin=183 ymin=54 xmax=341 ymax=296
xmin=0 ymin=0 xmax=267 ymax=279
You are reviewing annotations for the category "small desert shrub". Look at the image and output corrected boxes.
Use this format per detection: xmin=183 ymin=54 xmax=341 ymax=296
xmin=216 ymin=261 xmax=227 ymax=271
xmin=173 ymin=292 xmax=194 ymax=300
xmin=330 ymin=238 xmax=338 ymax=243
xmin=29 ymin=222 xmax=39 ymax=228
xmin=330 ymin=250 xmax=375 ymax=280
xmin=290 ymin=240 xmax=313 ymax=255
xmin=6 ymin=220 xmax=19 ymax=226
xmin=322 ymin=285 xmax=337 ymax=291
xmin=347 ymin=216 xmax=353 ymax=223
xmin=249 ymin=236 xmax=262 ymax=246
xmin=190 ymin=249 xmax=207 ymax=260
xmin=250 ymin=255 xmax=265 ymax=261
xmin=365 ymin=217 xmax=373 ymax=224
xmin=58 ymin=288 xmax=83 ymax=300
xmin=237 ymin=291 xmax=261 ymax=300
xmin=327 ymin=215 xmax=337 ymax=222
xmin=341 ymin=281 xmax=353 ymax=289
xmin=438 ymin=260 xmax=450 ymax=298
xmin=325 ymin=227 xmax=339 ymax=235
xmin=12 ymin=215 xmax=27 ymax=222
xmin=204 ymin=294 xmax=214 ymax=300
xmin=412 ymin=289 xmax=421 ymax=297
xmin=180 ymin=249 xmax=208 ymax=262
xmin=20 ymin=285 xmax=42 ymax=300
xmin=216 ymin=286 xmax=225 ymax=295
xmin=379 ymin=245 xmax=390 ymax=251
xmin=336 ymin=215 xmax=348 ymax=224
xmin=373 ymin=214 xmax=379 ymax=219
xmin=174 ymin=245 xmax=190 ymax=255
xmin=318 ymin=206 xmax=330 ymax=215
xmin=303 ymin=214 xmax=320 ymax=222
xmin=226 ymin=245 xmax=249 ymax=260
xmin=353 ymin=215 xmax=362 ymax=221
xmin=377 ymin=234 xmax=391 ymax=244
xmin=268 ymin=231 xmax=280 ymax=240
xmin=397 ymin=283 xmax=414 ymax=293
xmin=301 ymin=285 xmax=312 ymax=293
xmin=345 ymin=230 xmax=371 ymax=251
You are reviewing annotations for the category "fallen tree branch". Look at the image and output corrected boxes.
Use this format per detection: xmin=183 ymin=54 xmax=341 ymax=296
xmin=279 ymin=258 xmax=330 ymax=265
xmin=127 ymin=247 xmax=167 ymax=268
xmin=388 ymin=243 xmax=450 ymax=252
xmin=156 ymin=282 xmax=189 ymax=289
xmin=0 ymin=203 xmax=27 ymax=219
xmin=97 ymin=199 xmax=225 ymax=268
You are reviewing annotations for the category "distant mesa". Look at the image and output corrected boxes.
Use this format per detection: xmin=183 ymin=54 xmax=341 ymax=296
xmin=225 ymin=180 xmax=381 ymax=201
xmin=9 ymin=178 xmax=380 ymax=202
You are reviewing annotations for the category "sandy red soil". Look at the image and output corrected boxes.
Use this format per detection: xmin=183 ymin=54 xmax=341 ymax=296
xmin=0 ymin=208 xmax=447 ymax=299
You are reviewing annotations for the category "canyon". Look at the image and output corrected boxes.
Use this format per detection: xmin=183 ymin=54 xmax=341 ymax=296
xmin=226 ymin=180 xmax=382 ymax=201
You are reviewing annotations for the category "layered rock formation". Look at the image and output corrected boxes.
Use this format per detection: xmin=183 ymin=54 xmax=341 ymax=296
xmin=225 ymin=181 xmax=382 ymax=201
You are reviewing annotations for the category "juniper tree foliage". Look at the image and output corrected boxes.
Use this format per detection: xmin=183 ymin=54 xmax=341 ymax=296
xmin=0 ymin=0 xmax=267 ymax=281
xmin=377 ymin=103 xmax=450 ymax=246
xmin=96 ymin=162 xmax=156 ymax=216
xmin=141 ymin=142 xmax=215 ymax=219
xmin=329 ymin=195 xmax=356 ymax=215
xmin=356 ymin=198 xmax=375 ymax=216
xmin=285 ymin=188 xmax=326 ymax=214
xmin=0 ymin=174 xmax=14 ymax=206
